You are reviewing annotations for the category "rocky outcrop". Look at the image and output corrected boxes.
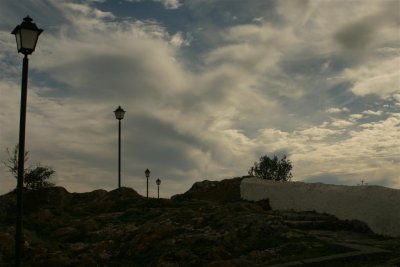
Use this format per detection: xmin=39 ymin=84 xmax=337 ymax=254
xmin=0 ymin=181 xmax=399 ymax=266
xmin=171 ymin=177 xmax=245 ymax=202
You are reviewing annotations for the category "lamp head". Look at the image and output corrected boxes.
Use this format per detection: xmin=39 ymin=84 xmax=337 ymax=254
xmin=12 ymin=16 xmax=43 ymax=55
xmin=145 ymin=168 xmax=150 ymax=178
xmin=114 ymin=106 xmax=126 ymax=120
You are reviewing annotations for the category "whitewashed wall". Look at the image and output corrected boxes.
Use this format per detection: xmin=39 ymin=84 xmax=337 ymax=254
xmin=240 ymin=178 xmax=400 ymax=237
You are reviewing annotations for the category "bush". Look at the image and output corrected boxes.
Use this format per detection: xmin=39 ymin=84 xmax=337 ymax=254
xmin=24 ymin=165 xmax=55 ymax=190
xmin=3 ymin=144 xmax=55 ymax=190
xmin=249 ymin=155 xmax=293 ymax=181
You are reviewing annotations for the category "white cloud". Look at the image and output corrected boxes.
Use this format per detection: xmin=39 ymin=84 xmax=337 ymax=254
xmin=352 ymin=70 xmax=399 ymax=98
xmin=392 ymin=93 xmax=400 ymax=102
xmin=244 ymin=113 xmax=400 ymax=187
xmin=362 ymin=110 xmax=383 ymax=116
xmin=65 ymin=2 xmax=115 ymax=19
xmin=125 ymin=0 xmax=181 ymax=9
xmin=204 ymin=22 xmax=295 ymax=75
xmin=349 ymin=114 xmax=363 ymax=121
xmin=294 ymin=126 xmax=340 ymax=141
xmin=156 ymin=0 xmax=182 ymax=9
xmin=252 ymin=17 xmax=264 ymax=23
xmin=326 ymin=107 xmax=350 ymax=113
xmin=276 ymin=0 xmax=393 ymax=52
xmin=301 ymin=116 xmax=399 ymax=182
xmin=343 ymin=57 xmax=400 ymax=99
xmin=275 ymin=0 xmax=400 ymax=91
xmin=330 ymin=119 xmax=354 ymax=128
xmin=169 ymin=31 xmax=190 ymax=47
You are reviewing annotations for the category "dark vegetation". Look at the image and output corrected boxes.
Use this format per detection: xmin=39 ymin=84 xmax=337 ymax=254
xmin=3 ymin=144 xmax=55 ymax=190
xmin=0 ymin=177 xmax=399 ymax=266
xmin=249 ymin=154 xmax=293 ymax=182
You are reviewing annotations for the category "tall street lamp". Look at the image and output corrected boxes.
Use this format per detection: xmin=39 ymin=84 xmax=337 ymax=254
xmin=156 ymin=178 xmax=161 ymax=199
xmin=11 ymin=16 xmax=43 ymax=267
xmin=114 ymin=106 xmax=125 ymax=188
xmin=145 ymin=168 xmax=150 ymax=198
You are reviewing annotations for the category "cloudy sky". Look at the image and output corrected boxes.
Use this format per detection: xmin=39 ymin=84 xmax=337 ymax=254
xmin=0 ymin=0 xmax=399 ymax=197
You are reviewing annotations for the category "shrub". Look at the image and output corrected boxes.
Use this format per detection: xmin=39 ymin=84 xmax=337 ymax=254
xmin=3 ymin=144 xmax=55 ymax=190
xmin=249 ymin=154 xmax=293 ymax=181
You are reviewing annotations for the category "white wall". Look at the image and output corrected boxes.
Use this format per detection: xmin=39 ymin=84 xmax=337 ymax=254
xmin=240 ymin=178 xmax=400 ymax=237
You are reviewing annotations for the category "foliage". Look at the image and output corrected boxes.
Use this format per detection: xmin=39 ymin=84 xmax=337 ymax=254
xmin=3 ymin=144 xmax=55 ymax=190
xmin=249 ymin=154 xmax=293 ymax=181
xmin=24 ymin=165 xmax=55 ymax=190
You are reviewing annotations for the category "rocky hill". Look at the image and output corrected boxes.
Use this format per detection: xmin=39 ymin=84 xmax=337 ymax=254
xmin=0 ymin=178 xmax=399 ymax=266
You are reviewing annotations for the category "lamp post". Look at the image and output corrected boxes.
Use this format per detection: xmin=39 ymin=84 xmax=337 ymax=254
xmin=156 ymin=178 xmax=161 ymax=199
xmin=114 ymin=106 xmax=125 ymax=188
xmin=145 ymin=168 xmax=150 ymax=198
xmin=11 ymin=16 xmax=43 ymax=267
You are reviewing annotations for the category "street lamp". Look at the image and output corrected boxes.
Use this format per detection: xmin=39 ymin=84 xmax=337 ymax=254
xmin=145 ymin=168 xmax=150 ymax=198
xmin=156 ymin=178 xmax=161 ymax=199
xmin=11 ymin=16 xmax=43 ymax=267
xmin=114 ymin=106 xmax=125 ymax=188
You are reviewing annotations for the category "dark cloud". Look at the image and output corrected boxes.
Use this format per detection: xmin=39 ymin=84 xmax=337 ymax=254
xmin=334 ymin=1 xmax=400 ymax=58
xmin=123 ymin=115 xmax=203 ymax=170
xmin=48 ymin=54 xmax=154 ymax=99
xmin=0 ymin=0 xmax=68 ymax=31
xmin=304 ymin=173 xmax=399 ymax=189
xmin=185 ymin=0 xmax=275 ymax=26
xmin=335 ymin=21 xmax=375 ymax=51
xmin=303 ymin=173 xmax=346 ymax=185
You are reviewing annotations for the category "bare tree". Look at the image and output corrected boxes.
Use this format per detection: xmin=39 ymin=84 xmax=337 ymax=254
xmin=3 ymin=144 xmax=29 ymax=179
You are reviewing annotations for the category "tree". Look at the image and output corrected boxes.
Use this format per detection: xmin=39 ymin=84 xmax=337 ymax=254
xmin=249 ymin=154 xmax=293 ymax=181
xmin=3 ymin=144 xmax=55 ymax=190
xmin=24 ymin=165 xmax=55 ymax=190
xmin=3 ymin=144 xmax=29 ymax=178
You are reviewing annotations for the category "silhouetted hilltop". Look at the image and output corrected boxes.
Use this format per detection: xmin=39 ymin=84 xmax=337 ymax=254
xmin=0 ymin=179 xmax=399 ymax=266
xmin=171 ymin=176 xmax=245 ymax=202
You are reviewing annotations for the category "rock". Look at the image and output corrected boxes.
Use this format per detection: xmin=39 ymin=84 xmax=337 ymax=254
xmin=36 ymin=208 xmax=53 ymax=222
xmin=69 ymin=242 xmax=89 ymax=253
xmin=92 ymin=240 xmax=114 ymax=261
xmin=97 ymin=251 xmax=111 ymax=260
xmin=55 ymin=227 xmax=79 ymax=237
xmin=0 ymin=178 xmax=398 ymax=266
xmin=82 ymin=219 xmax=98 ymax=232
xmin=211 ymin=246 xmax=230 ymax=260
xmin=24 ymin=186 xmax=70 ymax=212
xmin=206 ymin=260 xmax=237 ymax=267
xmin=154 ymin=260 xmax=180 ymax=267
xmin=255 ymin=199 xmax=271 ymax=211
xmin=172 ymin=177 xmax=244 ymax=202
xmin=0 ymin=232 xmax=13 ymax=256
xmin=44 ymin=250 xmax=71 ymax=265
